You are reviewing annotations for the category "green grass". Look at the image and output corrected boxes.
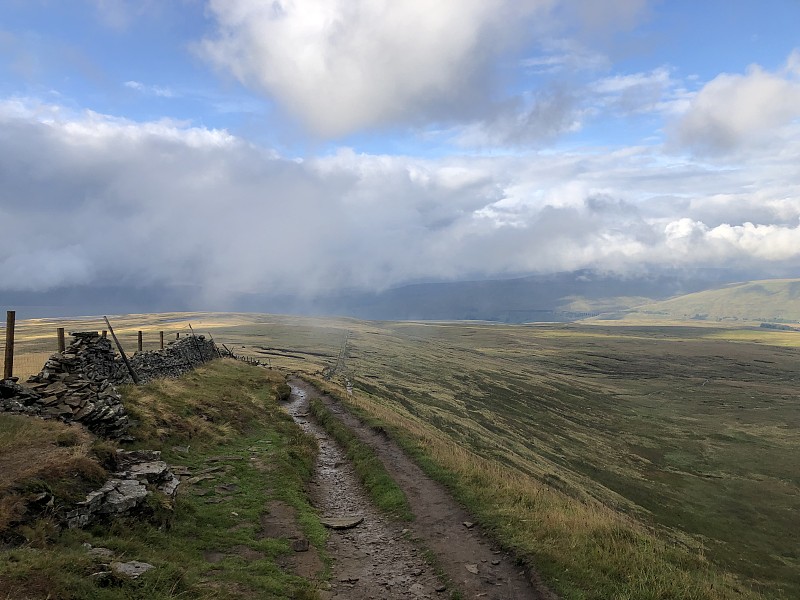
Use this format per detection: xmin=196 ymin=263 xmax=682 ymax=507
xmin=198 ymin=316 xmax=797 ymax=599
xmin=615 ymin=278 xmax=800 ymax=323
xmin=0 ymin=359 xmax=327 ymax=599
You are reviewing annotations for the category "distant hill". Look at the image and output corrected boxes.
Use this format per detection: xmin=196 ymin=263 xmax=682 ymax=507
xmin=291 ymin=268 xmax=760 ymax=322
xmin=613 ymin=279 xmax=800 ymax=324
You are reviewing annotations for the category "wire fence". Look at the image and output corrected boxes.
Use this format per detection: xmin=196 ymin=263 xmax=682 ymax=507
xmin=1 ymin=312 xmax=200 ymax=382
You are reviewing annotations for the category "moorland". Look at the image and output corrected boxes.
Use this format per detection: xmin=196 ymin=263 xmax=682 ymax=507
xmin=1 ymin=305 xmax=798 ymax=598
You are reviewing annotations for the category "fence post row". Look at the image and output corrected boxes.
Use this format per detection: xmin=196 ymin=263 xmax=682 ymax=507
xmin=3 ymin=310 xmax=15 ymax=379
xmin=2 ymin=312 xmax=227 ymax=384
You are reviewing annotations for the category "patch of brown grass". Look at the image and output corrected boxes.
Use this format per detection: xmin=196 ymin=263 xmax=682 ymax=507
xmin=0 ymin=416 xmax=105 ymax=534
xmin=0 ymin=416 xmax=93 ymax=493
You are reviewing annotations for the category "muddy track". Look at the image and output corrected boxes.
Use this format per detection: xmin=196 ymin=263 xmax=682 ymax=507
xmin=288 ymin=378 xmax=555 ymax=600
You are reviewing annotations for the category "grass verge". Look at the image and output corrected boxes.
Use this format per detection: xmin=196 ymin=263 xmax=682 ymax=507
xmin=0 ymin=359 xmax=326 ymax=599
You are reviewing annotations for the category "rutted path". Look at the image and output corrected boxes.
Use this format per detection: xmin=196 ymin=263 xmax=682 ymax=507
xmin=287 ymin=378 xmax=553 ymax=600
xmin=285 ymin=382 xmax=445 ymax=599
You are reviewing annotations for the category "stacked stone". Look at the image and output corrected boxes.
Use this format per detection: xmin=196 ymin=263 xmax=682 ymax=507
xmin=130 ymin=335 xmax=217 ymax=383
xmin=67 ymin=449 xmax=180 ymax=529
xmin=0 ymin=378 xmax=42 ymax=414
xmin=0 ymin=332 xmax=131 ymax=438
xmin=67 ymin=332 xmax=130 ymax=385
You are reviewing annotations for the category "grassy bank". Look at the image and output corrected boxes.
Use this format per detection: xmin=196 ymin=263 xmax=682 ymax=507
xmin=0 ymin=359 xmax=326 ymax=599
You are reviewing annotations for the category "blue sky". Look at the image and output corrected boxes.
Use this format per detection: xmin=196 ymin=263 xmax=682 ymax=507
xmin=1 ymin=1 xmax=800 ymax=305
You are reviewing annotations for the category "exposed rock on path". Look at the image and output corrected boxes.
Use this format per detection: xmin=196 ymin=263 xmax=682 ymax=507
xmin=289 ymin=378 xmax=555 ymax=600
xmin=285 ymin=383 xmax=445 ymax=599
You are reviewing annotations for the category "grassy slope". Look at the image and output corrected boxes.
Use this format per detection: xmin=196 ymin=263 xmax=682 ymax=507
xmin=0 ymin=359 xmax=324 ymax=600
xmin=0 ymin=415 xmax=106 ymax=540
xmin=616 ymin=279 xmax=800 ymax=323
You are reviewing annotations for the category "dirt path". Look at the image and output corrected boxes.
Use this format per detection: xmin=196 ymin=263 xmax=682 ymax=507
xmin=288 ymin=378 xmax=555 ymax=600
xmin=285 ymin=383 xmax=446 ymax=599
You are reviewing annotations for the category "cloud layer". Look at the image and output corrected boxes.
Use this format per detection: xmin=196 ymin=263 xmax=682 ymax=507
xmin=1 ymin=94 xmax=799 ymax=306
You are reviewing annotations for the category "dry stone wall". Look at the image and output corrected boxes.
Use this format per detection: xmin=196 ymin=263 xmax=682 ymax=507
xmin=2 ymin=332 xmax=130 ymax=438
xmin=0 ymin=331 xmax=218 ymax=438
xmin=0 ymin=331 xmax=220 ymax=537
xmin=129 ymin=334 xmax=217 ymax=383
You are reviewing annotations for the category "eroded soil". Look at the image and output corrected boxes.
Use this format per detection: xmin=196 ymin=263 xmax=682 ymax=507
xmin=287 ymin=378 xmax=554 ymax=600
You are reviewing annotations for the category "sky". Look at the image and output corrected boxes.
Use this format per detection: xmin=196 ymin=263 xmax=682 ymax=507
xmin=1 ymin=0 xmax=799 ymax=309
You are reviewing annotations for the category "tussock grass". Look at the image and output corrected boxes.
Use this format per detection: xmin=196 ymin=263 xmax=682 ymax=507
xmin=121 ymin=358 xmax=285 ymax=448
xmin=0 ymin=415 xmax=101 ymax=535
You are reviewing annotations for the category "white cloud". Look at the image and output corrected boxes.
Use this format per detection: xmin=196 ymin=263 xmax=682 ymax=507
xmin=1 ymin=97 xmax=799 ymax=305
xmin=197 ymin=0 xmax=549 ymax=137
xmin=586 ymin=66 xmax=696 ymax=119
xmin=663 ymin=218 xmax=800 ymax=264
xmin=672 ymin=51 xmax=800 ymax=155
xmin=520 ymin=39 xmax=610 ymax=74
xmin=124 ymin=80 xmax=175 ymax=98
xmin=593 ymin=67 xmax=671 ymax=95
xmin=452 ymin=86 xmax=583 ymax=148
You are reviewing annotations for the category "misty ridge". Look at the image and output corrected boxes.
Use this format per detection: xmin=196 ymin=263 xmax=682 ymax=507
xmin=6 ymin=266 xmax=800 ymax=323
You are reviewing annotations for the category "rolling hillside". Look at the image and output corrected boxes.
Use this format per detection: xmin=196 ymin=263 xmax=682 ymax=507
xmin=609 ymin=279 xmax=800 ymax=324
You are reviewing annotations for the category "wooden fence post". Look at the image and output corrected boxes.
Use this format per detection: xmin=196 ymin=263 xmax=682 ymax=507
xmin=187 ymin=323 xmax=205 ymax=363
xmin=102 ymin=330 xmax=107 ymax=338
xmin=176 ymin=332 xmax=180 ymax=339
xmin=138 ymin=331 xmax=143 ymax=352
xmin=57 ymin=327 xmax=66 ymax=353
xmin=3 ymin=310 xmax=15 ymax=380
xmin=160 ymin=331 xmax=164 ymax=350
xmin=104 ymin=316 xmax=139 ymax=385
xmin=207 ymin=333 xmax=223 ymax=359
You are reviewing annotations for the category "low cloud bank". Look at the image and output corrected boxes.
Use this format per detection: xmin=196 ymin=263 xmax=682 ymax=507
xmin=1 ymin=97 xmax=799 ymax=309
